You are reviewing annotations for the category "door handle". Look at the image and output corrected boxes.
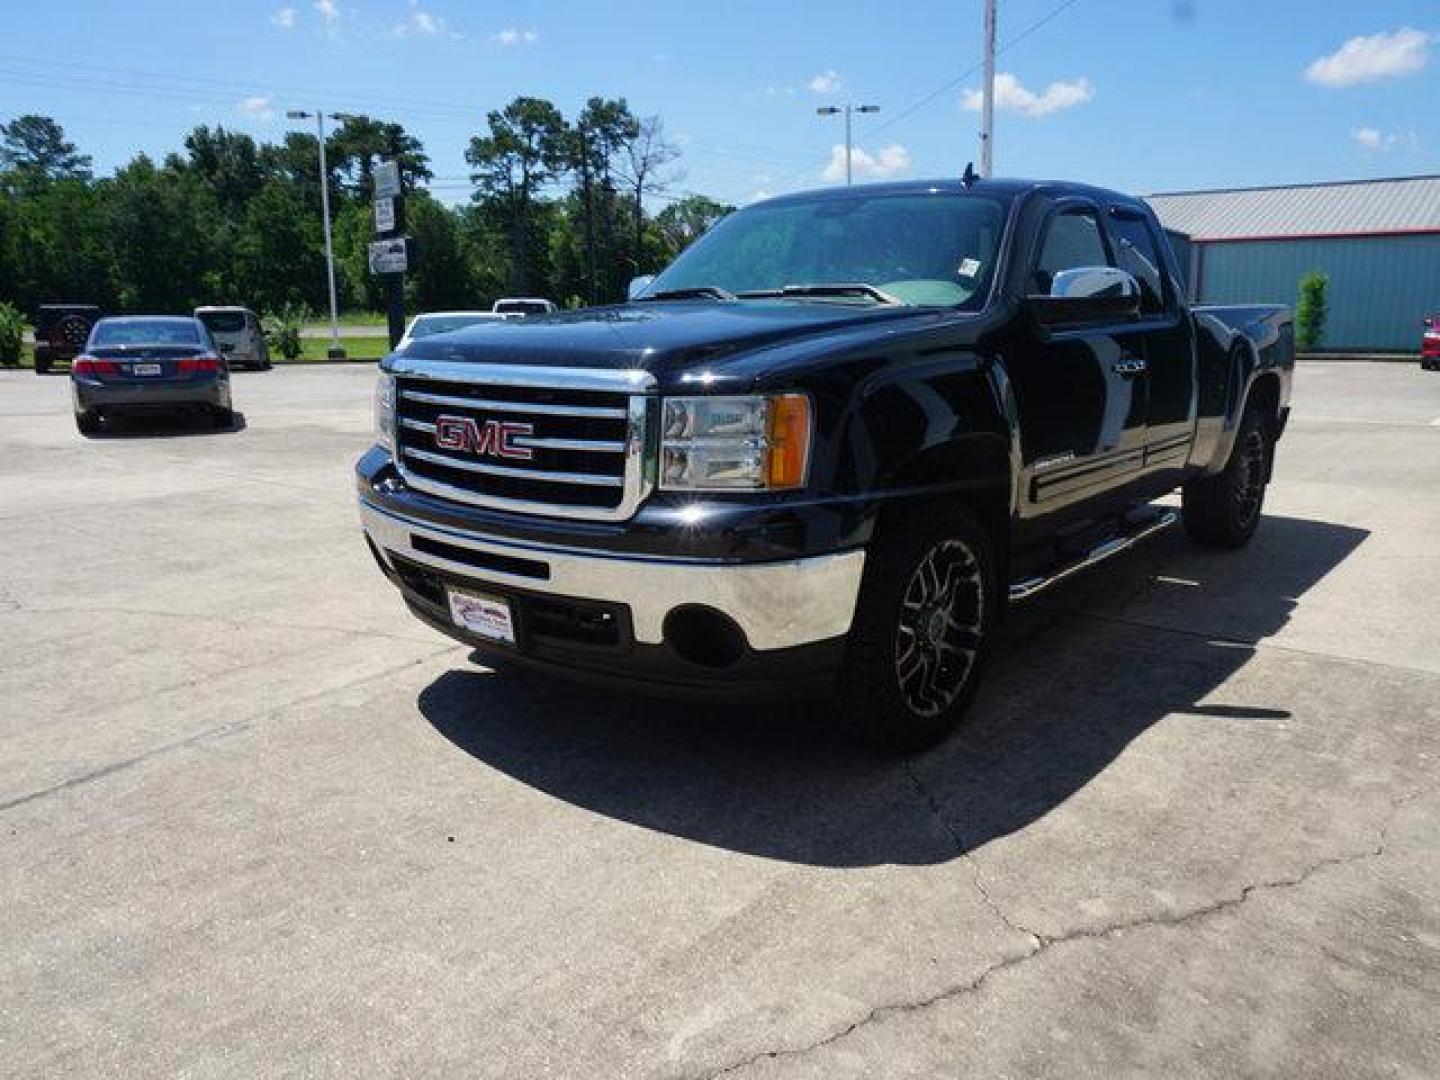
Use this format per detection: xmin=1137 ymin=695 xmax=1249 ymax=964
xmin=1113 ymin=357 xmax=1147 ymax=376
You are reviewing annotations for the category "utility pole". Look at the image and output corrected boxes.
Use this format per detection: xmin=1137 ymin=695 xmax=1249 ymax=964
xmin=286 ymin=109 xmax=345 ymax=359
xmin=980 ymin=0 xmax=997 ymax=178
xmin=817 ymin=103 xmax=880 ymax=185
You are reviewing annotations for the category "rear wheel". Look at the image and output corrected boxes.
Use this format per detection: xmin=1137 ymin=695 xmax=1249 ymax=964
xmin=836 ymin=505 xmax=998 ymax=752
xmin=74 ymin=409 xmax=101 ymax=435
xmin=1182 ymin=406 xmax=1271 ymax=548
xmin=211 ymin=406 xmax=235 ymax=430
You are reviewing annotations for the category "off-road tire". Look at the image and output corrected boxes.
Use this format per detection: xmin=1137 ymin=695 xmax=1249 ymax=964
xmin=835 ymin=504 xmax=999 ymax=752
xmin=1182 ymin=406 xmax=1271 ymax=548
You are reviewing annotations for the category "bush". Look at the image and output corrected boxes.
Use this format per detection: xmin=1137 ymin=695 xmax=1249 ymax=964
xmin=0 ymin=302 xmax=27 ymax=366
xmin=1296 ymin=270 xmax=1328 ymax=352
xmin=262 ymin=303 xmax=308 ymax=361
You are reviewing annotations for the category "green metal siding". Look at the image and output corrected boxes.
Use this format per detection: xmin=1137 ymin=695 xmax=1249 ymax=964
xmin=1196 ymin=234 xmax=1440 ymax=351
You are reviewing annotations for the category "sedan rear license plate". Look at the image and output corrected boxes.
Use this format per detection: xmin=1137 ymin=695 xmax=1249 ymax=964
xmin=447 ymin=588 xmax=516 ymax=644
xmin=133 ymin=363 xmax=162 ymax=376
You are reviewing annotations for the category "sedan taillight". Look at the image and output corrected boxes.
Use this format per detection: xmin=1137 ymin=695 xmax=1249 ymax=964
xmin=72 ymin=356 xmax=120 ymax=376
xmin=178 ymin=356 xmax=222 ymax=373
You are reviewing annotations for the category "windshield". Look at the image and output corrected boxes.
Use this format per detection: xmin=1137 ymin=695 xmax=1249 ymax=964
xmin=90 ymin=319 xmax=203 ymax=347
xmin=198 ymin=311 xmax=246 ymax=333
xmin=410 ymin=314 xmax=497 ymax=338
xmin=647 ymin=192 xmax=1009 ymax=309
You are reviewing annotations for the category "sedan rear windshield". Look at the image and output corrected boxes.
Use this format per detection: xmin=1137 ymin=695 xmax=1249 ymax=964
xmin=90 ymin=320 xmax=203 ymax=346
xmin=198 ymin=312 xmax=247 ymax=333
xmin=647 ymin=192 xmax=1010 ymax=309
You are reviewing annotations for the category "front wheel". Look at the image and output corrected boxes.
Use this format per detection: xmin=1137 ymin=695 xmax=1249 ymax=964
xmin=1182 ymin=407 xmax=1271 ymax=548
xmin=835 ymin=506 xmax=998 ymax=752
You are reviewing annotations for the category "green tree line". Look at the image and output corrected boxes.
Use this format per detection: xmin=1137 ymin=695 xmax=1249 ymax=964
xmin=0 ymin=104 xmax=734 ymax=320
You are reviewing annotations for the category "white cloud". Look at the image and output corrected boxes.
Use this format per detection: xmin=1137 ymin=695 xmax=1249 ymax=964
xmin=492 ymin=27 xmax=538 ymax=46
xmin=270 ymin=6 xmax=295 ymax=28
xmin=1353 ymin=126 xmax=1419 ymax=153
xmin=313 ymin=0 xmax=339 ymax=22
xmin=393 ymin=7 xmax=448 ymax=37
xmin=1305 ymin=27 xmax=1432 ymax=87
xmin=807 ymin=69 xmax=842 ymax=94
xmin=821 ymin=142 xmax=911 ymax=182
xmin=961 ymin=73 xmax=1094 ymax=118
xmin=748 ymin=189 xmax=773 ymax=204
xmin=237 ymin=95 xmax=276 ymax=121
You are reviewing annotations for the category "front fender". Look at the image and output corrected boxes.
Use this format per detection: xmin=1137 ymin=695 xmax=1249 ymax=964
xmin=832 ymin=349 xmax=1012 ymax=510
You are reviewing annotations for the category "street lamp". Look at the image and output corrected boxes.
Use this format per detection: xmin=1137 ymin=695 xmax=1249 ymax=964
xmin=285 ymin=109 xmax=345 ymax=359
xmin=816 ymin=103 xmax=880 ymax=186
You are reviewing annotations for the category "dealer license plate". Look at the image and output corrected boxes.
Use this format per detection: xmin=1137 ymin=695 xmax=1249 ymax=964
xmin=447 ymin=589 xmax=516 ymax=644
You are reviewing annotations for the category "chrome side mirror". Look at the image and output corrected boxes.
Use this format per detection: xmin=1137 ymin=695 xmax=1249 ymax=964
xmin=627 ymin=275 xmax=655 ymax=301
xmin=1029 ymin=266 xmax=1142 ymax=326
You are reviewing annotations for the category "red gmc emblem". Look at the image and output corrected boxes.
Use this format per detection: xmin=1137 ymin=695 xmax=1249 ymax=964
xmin=434 ymin=414 xmax=535 ymax=461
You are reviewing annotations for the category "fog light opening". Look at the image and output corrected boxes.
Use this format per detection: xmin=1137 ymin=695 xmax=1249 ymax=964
xmin=663 ymin=606 xmax=747 ymax=669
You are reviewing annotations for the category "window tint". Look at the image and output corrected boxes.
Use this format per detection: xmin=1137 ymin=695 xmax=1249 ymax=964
xmin=1108 ymin=211 xmax=1166 ymax=314
xmin=198 ymin=311 xmax=246 ymax=333
xmin=1032 ymin=208 xmax=1109 ymax=294
xmin=90 ymin=319 xmax=202 ymax=346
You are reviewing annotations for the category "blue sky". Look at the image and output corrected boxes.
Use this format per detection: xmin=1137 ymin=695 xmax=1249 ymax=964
xmin=2 ymin=0 xmax=1436 ymax=206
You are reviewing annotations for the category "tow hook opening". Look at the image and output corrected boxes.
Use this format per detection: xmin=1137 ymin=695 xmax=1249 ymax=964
xmin=663 ymin=606 xmax=747 ymax=669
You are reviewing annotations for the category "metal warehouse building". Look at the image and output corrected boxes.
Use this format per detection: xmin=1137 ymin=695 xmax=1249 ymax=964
xmin=1147 ymin=175 xmax=1440 ymax=352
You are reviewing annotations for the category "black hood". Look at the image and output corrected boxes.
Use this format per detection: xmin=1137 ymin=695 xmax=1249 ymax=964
xmin=390 ymin=301 xmax=949 ymax=382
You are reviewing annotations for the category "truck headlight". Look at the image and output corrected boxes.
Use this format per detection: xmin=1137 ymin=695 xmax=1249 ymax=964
xmin=374 ymin=372 xmax=396 ymax=452
xmin=659 ymin=394 xmax=812 ymax=491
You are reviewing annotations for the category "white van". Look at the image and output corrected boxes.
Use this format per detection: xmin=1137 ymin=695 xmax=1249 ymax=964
xmin=194 ymin=306 xmax=270 ymax=370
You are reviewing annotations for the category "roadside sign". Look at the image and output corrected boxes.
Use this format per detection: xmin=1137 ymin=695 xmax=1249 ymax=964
xmin=374 ymin=160 xmax=401 ymax=199
xmin=368 ymin=238 xmax=407 ymax=275
xmin=374 ymin=195 xmax=396 ymax=234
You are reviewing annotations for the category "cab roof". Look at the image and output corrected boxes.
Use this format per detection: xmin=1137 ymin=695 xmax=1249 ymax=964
xmin=757 ymin=176 xmax=1149 ymax=213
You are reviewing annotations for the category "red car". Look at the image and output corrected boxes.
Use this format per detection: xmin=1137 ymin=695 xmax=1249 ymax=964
xmin=1424 ymin=316 xmax=1440 ymax=370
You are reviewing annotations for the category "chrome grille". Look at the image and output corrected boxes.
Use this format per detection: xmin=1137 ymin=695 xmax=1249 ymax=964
xmin=390 ymin=362 xmax=653 ymax=521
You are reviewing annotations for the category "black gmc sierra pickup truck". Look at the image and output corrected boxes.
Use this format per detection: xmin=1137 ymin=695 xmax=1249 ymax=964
xmin=357 ymin=177 xmax=1293 ymax=749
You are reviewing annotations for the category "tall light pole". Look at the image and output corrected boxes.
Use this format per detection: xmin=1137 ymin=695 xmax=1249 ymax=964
xmin=980 ymin=0 xmax=997 ymax=177
xmin=817 ymin=103 xmax=880 ymax=185
xmin=285 ymin=109 xmax=344 ymax=359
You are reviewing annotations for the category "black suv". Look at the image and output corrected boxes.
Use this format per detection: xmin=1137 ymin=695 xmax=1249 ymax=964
xmin=34 ymin=304 xmax=101 ymax=374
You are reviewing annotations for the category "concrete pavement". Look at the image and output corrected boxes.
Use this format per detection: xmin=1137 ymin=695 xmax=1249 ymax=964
xmin=0 ymin=361 xmax=1436 ymax=1078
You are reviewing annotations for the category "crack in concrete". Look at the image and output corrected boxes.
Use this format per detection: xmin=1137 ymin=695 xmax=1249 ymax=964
xmin=697 ymin=789 xmax=1423 ymax=1080
xmin=901 ymin=762 xmax=1043 ymax=947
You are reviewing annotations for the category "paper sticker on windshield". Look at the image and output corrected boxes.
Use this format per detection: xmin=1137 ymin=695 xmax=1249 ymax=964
xmin=958 ymin=258 xmax=981 ymax=280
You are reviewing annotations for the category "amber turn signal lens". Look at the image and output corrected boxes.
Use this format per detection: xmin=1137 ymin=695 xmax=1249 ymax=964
xmin=764 ymin=393 xmax=812 ymax=489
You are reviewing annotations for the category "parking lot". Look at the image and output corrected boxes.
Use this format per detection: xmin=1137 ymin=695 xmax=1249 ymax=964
xmin=1 ymin=361 xmax=1436 ymax=1078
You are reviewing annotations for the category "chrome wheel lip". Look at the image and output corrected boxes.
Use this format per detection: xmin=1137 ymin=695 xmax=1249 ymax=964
xmin=894 ymin=539 xmax=985 ymax=718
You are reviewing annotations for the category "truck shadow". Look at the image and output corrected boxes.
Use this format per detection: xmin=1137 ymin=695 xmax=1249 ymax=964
xmin=418 ymin=514 xmax=1367 ymax=867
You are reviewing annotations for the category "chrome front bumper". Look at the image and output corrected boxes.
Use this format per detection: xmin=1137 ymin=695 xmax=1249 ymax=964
xmin=359 ymin=499 xmax=866 ymax=651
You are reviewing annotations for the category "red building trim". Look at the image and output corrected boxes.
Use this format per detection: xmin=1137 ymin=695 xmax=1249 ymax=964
xmin=1191 ymin=228 xmax=1440 ymax=245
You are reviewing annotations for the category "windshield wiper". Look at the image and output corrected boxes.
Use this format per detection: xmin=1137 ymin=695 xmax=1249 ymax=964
xmin=736 ymin=283 xmax=906 ymax=306
xmin=635 ymin=286 xmax=737 ymax=302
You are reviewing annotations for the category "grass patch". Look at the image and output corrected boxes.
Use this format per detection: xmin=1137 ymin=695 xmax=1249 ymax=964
xmin=291 ymin=335 xmax=390 ymax=362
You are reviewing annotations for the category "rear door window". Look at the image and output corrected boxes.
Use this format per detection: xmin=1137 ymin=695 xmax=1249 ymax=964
xmin=1107 ymin=210 xmax=1168 ymax=315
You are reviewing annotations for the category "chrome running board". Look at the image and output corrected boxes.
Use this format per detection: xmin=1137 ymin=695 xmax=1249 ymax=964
xmin=1008 ymin=509 xmax=1178 ymax=602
